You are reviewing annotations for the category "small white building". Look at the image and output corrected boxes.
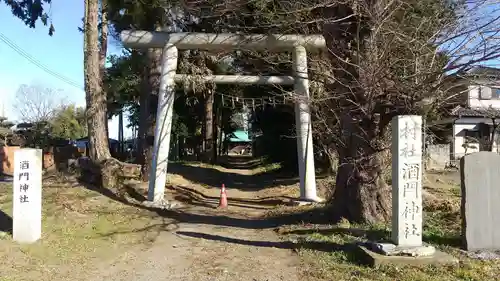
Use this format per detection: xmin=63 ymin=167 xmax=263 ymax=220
xmin=441 ymin=67 xmax=500 ymax=159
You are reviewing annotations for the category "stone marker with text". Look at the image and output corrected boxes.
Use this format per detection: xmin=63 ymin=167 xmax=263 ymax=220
xmin=355 ymin=115 xmax=457 ymax=265
xmin=461 ymin=152 xmax=500 ymax=251
xmin=391 ymin=115 xmax=423 ymax=247
xmin=13 ymin=148 xmax=42 ymax=243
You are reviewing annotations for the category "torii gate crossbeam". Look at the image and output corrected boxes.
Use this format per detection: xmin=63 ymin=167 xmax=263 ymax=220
xmin=121 ymin=31 xmax=326 ymax=204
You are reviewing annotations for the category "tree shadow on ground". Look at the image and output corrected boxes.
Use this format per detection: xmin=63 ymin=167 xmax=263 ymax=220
xmin=0 ymin=173 xmax=13 ymax=182
xmin=168 ymin=162 xmax=299 ymax=191
xmin=171 ymin=185 xmax=297 ymax=210
xmin=423 ymin=233 xmax=462 ymax=247
xmin=284 ymin=227 xmax=462 ymax=247
xmin=217 ymin=155 xmax=265 ymax=170
xmin=284 ymin=227 xmax=389 ymax=241
xmin=0 ymin=209 xmax=12 ymax=234
xmin=175 ymin=230 xmax=362 ymax=264
xmin=81 ymin=178 xmax=332 ymax=230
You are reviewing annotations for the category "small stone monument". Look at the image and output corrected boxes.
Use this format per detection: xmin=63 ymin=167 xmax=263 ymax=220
xmin=390 ymin=116 xmax=428 ymax=248
xmin=13 ymin=148 xmax=42 ymax=243
xmin=461 ymin=152 xmax=500 ymax=252
xmin=356 ymin=115 xmax=457 ymax=266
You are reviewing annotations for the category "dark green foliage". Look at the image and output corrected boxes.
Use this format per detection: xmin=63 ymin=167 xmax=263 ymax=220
xmin=173 ymin=93 xmax=202 ymax=138
xmin=3 ymin=0 xmax=55 ymax=35
xmin=49 ymin=105 xmax=87 ymax=140
xmin=17 ymin=121 xmax=51 ymax=148
xmin=104 ymin=51 xmax=144 ymax=123
xmin=0 ymin=117 xmax=14 ymax=129
xmin=107 ymin=0 xmax=171 ymax=39
xmin=252 ymin=104 xmax=298 ymax=172
xmin=0 ymin=117 xmax=13 ymax=139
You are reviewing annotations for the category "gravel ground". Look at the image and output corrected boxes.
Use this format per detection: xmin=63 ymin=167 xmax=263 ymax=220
xmin=88 ymin=222 xmax=300 ymax=281
xmin=90 ymin=161 xmax=303 ymax=281
xmin=1 ymin=159 xmax=306 ymax=281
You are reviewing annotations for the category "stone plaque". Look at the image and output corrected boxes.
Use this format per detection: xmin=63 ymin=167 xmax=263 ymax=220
xmin=461 ymin=151 xmax=500 ymax=251
xmin=13 ymin=148 xmax=42 ymax=243
xmin=391 ymin=115 xmax=423 ymax=247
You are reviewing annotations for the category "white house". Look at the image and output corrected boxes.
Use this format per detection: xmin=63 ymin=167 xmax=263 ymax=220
xmin=443 ymin=67 xmax=500 ymax=159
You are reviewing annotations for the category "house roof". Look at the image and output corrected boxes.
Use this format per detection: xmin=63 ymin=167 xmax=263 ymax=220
xmin=451 ymin=106 xmax=500 ymax=117
xmin=467 ymin=66 xmax=500 ymax=78
xmin=227 ymin=130 xmax=251 ymax=143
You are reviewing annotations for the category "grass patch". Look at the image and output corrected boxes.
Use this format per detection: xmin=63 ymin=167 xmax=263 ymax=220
xmin=253 ymin=162 xmax=282 ymax=175
xmin=171 ymin=158 xmax=283 ymax=175
xmin=287 ymin=218 xmax=499 ymax=280
xmin=0 ymin=182 xmax=173 ymax=281
xmin=278 ymin=177 xmax=500 ymax=281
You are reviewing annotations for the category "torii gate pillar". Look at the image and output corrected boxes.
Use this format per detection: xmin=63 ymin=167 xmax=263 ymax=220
xmin=293 ymin=46 xmax=318 ymax=201
xmin=120 ymin=31 xmax=326 ymax=204
xmin=148 ymin=44 xmax=178 ymax=202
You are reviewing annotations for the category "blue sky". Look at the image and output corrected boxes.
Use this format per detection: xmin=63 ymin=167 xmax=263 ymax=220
xmin=0 ymin=2 xmax=130 ymax=139
xmin=1 ymin=1 xmax=499 ymax=140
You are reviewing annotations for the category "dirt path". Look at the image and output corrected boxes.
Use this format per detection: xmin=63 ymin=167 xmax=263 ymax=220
xmin=88 ymin=159 xmax=304 ymax=281
xmin=88 ymin=221 xmax=300 ymax=281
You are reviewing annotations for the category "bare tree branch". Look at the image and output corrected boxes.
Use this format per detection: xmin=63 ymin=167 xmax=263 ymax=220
xmin=13 ymin=83 xmax=67 ymax=123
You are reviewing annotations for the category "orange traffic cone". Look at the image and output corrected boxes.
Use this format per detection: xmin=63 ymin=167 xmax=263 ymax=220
xmin=218 ymin=184 xmax=228 ymax=208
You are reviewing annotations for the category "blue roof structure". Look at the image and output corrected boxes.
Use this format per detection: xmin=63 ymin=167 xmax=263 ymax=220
xmin=227 ymin=130 xmax=251 ymax=143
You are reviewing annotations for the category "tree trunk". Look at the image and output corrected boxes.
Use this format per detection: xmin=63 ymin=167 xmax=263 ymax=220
xmin=136 ymin=65 xmax=149 ymax=175
xmin=204 ymin=89 xmax=215 ymax=163
xmin=212 ymin=94 xmax=219 ymax=162
xmin=331 ymin=118 xmax=391 ymax=223
xmin=118 ymin=110 xmax=124 ymax=153
xmin=99 ymin=0 xmax=108 ymax=78
xmin=136 ymin=48 xmax=162 ymax=181
xmin=318 ymin=144 xmax=337 ymax=175
xmin=483 ymin=120 xmax=497 ymax=152
xmin=104 ymin=115 xmax=109 ymax=143
xmin=100 ymin=0 xmax=109 ymax=148
xmin=218 ymin=109 xmax=224 ymax=156
xmin=84 ymin=0 xmax=110 ymax=162
xmin=321 ymin=4 xmax=393 ymax=223
xmin=491 ymin=122 xmax=498 ymax=151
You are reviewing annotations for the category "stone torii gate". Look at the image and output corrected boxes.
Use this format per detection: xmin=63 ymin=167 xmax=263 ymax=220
xmin=120 ymin=31 xmax=326 ymax=204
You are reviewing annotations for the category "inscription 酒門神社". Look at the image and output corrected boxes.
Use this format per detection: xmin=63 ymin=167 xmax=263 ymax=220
xmin=13 ymin=149 xmax=42 ymax=243
xmin=392 ymin=116 xmax=423 ymax=247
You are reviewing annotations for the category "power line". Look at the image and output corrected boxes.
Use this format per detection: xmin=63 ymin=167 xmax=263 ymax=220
xmin=0 ymin=32 xmax=84 ymax=90
xmin=0 ymin=32 xmax=292 ymax=109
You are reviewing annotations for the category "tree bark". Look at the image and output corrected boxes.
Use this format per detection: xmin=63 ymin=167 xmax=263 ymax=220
xmin=212 ymin=95 xmax=219 ymax=162
xmin=484 ymin=119 xmax=497 ymax=152
xmin=218 ymin=108 xmax=224 ymax=156
xmin=118 ymin=110 xmax=124 ymax=153
xmin=318 ymin=144 xmax=337 ymax=175
xmin=84 ymin=0 xmax=110 ymax=162
xmin=321 ymin=3 xmax=394 ymax=223
xmin=82 ymin=0 xmax=143 ymax=191
xmin=136 ymin=64 xmax=149 ymax=173
xmin=104 ymin=114 xmax=110 ymax=143
xmin=98 ymin=0 xmax=108 ymax=78
xmin=136 ymin=47 xmax=162 ymax=181
xmin=100 ymin=0 xmax=110 ymax=147
xmin=331 ymin=118 xmax=392 ymax=223
xmin=203 ymin=89 xmax=215 ymax=163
